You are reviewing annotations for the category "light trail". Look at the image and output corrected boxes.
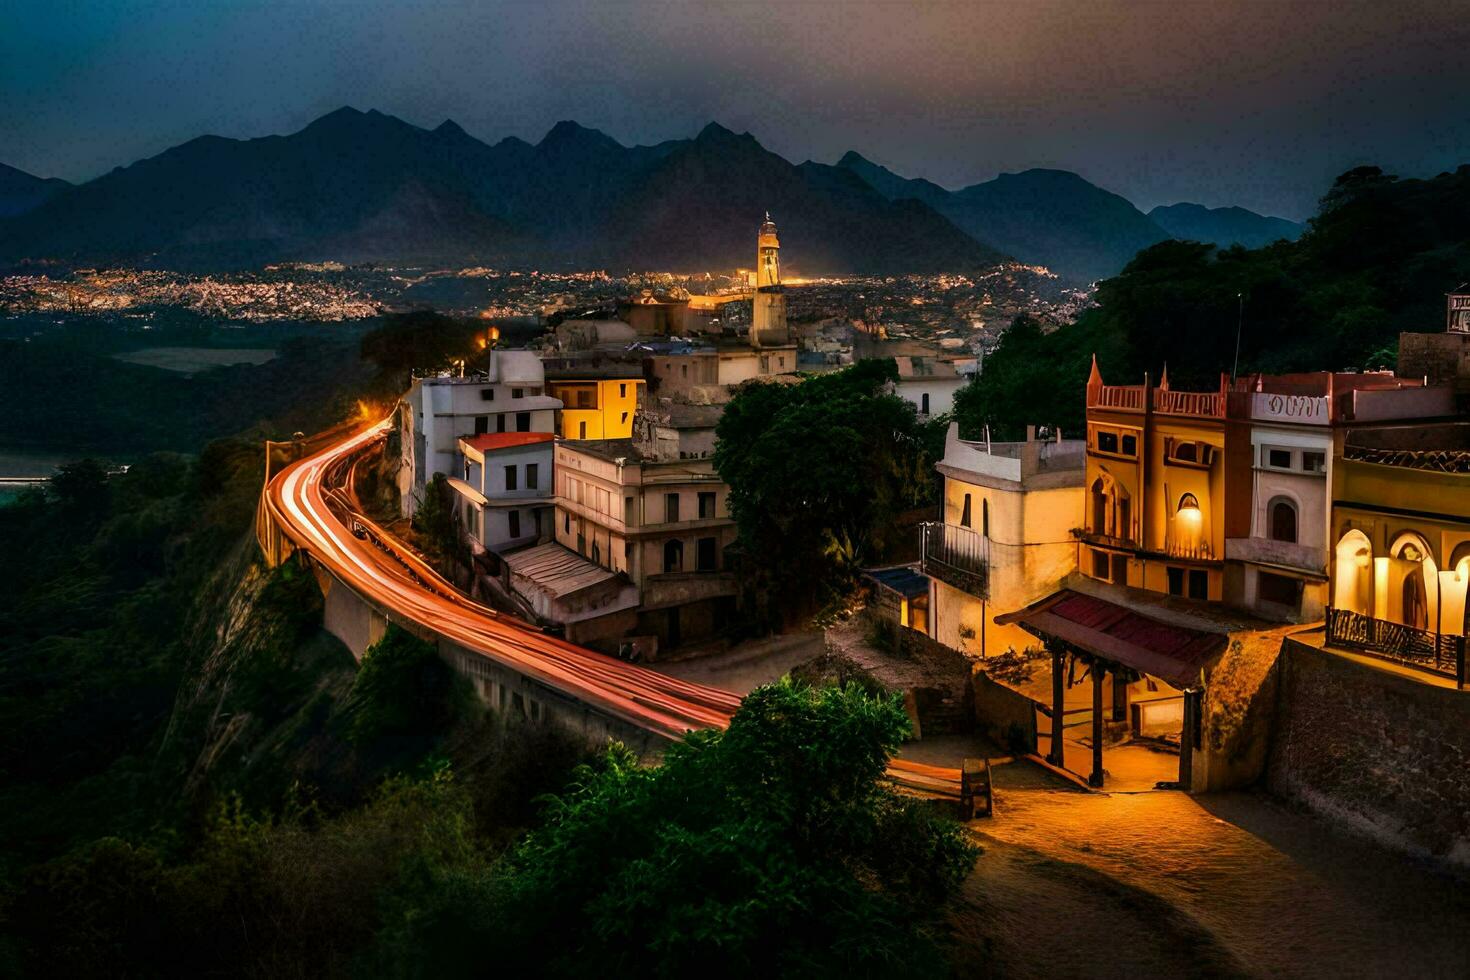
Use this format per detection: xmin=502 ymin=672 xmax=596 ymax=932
xmin=261 ymin=420 xmax=958 ymax=790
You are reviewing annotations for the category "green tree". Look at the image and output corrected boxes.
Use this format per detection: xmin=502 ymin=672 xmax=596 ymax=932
xmin=385 ymin=678 xmax=977 ymax=978
xmin=346 ymin=625 xmax=469 ymax=746
xmin=714 ymin=360 xmax=937 ymax=620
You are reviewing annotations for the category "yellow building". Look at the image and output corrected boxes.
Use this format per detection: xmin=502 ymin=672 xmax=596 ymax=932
xmin=923 ymin=423 xmax=1085 ymax=657
xmin=546 ymin=373 xmax=645 ymax=441
xmin=1080 ymin=361 xmax=1244 ymax=602
xmin=1327 ymin=421 xmax=1470 ymax=687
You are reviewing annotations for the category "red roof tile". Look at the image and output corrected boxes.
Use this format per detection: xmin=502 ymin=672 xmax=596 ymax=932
xmin=460 ymin=432 xmax=555 ymax=453
xmin=995 ymin=590 xmax=1226 ymax=689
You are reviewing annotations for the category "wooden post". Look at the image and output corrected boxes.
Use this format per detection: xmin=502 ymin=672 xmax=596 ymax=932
xmin=1111 ymin=671 xmax=1129 ymax=722
xmin=1179 ymin=690 xmax=1197 ymax=791
xmin=1089 ymin=662 xmax=1105 ymax=788
xmin=1048 ymin=644 xmax=1066 ymax=767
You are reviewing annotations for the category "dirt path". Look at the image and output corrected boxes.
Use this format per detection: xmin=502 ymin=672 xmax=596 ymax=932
xmin=952 ymin=787 xmax=1470 ymax=978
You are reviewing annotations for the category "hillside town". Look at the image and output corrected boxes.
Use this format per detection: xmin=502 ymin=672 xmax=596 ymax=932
xmin=384 ymin=216 xmax=1470 ymax=866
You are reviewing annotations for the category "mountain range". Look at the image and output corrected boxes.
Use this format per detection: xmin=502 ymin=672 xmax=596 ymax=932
xmin=0 ymin=163 xmax=70 ymax=219
xmin=1147 ymin=202 xmax=1303 ymax=249
xmin=0 ymin=108 xmax=1302 ymax=281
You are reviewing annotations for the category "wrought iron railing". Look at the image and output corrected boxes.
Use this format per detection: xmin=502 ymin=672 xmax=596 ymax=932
xmin=920 ymin=522 xmax=989 ymax=599
xmin=1326 ymin=607 xmax=1466 ymax=685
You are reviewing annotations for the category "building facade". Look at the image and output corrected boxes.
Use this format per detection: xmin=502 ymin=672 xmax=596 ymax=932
xmin=397 ymin=349 xmax=560 ymax=517
xmin=894 ymin=355 xmax=965 ymax=418
xmin=545 ymin=372 xmax=645 ymax=441
xmin=553 ymin=438 xmax=738 ymax=652
xmin=1326 ymin=421 xmax=1470 ymax=686
xmin=452 ymin=432 xmax=555 ymax=553
xmin=923 ymin=424 xmax=1085 ymax=657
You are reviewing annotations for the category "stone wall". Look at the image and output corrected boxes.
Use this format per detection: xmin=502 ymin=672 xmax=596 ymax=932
xmin=973 ymin=671 xmax=1037 ymax=753
xmin=1266 ymin=638 xmax=1470 ymax=866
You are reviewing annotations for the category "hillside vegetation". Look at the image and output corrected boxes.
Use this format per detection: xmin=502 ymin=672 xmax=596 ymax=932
xmin=954 ymin=164 xmax=1470 ymax=439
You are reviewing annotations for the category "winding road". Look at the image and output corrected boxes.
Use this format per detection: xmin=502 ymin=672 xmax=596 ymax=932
xmin=259 ymin=419 xmax=960 ymax=793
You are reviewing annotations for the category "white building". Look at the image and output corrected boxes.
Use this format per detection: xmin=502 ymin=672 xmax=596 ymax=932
xmin=397 ymin=349 xmax=561 ymax=517
xmin=894 ymin=356 xmax=965 ymax=418
xmin=452 ymin=433 xmax=555 ymax=553
xmin=922 ymin=424 xmax=1085 ymax=657
xmin=1225 ymin=372 xmax=1455 ymax=622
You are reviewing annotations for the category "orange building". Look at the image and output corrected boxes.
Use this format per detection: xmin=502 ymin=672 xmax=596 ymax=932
xmin=1080 ymin=361 xmax=1248 ymax=602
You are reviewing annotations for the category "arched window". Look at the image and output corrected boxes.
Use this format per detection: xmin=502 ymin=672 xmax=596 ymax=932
xmin=1090 ymin=478 xmax=1107 ymax=535
xmin=663 ymin=539 xmax=683 ymax=573
xmin=960 ymin=493 xmax=972 ymax=528
xmin=981 ymin=499 xmax=990 ymax=539
xmin=1269 ymin=499 xmax=1297 ymax=543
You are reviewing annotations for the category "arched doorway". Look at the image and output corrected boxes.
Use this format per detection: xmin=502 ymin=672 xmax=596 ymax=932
xmin=1333 ymin=529 xmax=1372 ymax=615
xmin=1389 ymin=532 xmax=1438 ymax=631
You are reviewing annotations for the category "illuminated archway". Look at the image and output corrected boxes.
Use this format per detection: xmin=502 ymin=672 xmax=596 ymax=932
xmin=1333 ymin=529 xmax=1372 ymax=615
xmin=1388 ymin=531 xmax=1439 ymax=631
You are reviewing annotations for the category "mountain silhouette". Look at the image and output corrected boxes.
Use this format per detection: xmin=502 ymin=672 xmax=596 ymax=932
xmin=838 ymin=151 xmax=1171 ymax=282
xmin=1148 ymin=202 xmax=1303 ymax=249
xmin=0 ymin=163 xmax=70 ymax=219
xmin=0 ymin=109 xmax=1005 ymax=273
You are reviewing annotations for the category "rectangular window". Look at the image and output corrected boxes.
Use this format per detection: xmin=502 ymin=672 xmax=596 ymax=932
xmin=516 ymin=412 xmax=530 ymax=432
xmin=696 ymin=537 xmax=717 ymax=571
xmin=505 ymin=465 xmax=518 ymax=491
xmin=619 ymin=383 xmax=627 ymax=398
xmin=698 ymin=491 xmax=716 ymax=519
xmin=625 ymin=495 xmax=636 ymax=525
xmin=665 ymin=493 xmax=680 ymax=523
xmin=1268 ymin=448 xmax=1292 ymax=469
xmin=1188 ymin=570 xmax=1209 ymax=600
xmin=1167 ymin=567 xmax=1185 ymax=597
xmin=1111 ymin=554 xmax=1128 ymax=584
xmin=564 ymin=512 xmax=570 ymax=533
xmin=480 ymin=388 xmax=495 ymax=401
xmin=1121 ymin=434 xmax=1137 ymax=456
xmin=1092 ymin=549 xmax=1110 ymax=579
xmin=508 ymin=510 xmax=521 ymax=539
xmin=474 ymin=415 xmax=489 ymax=435
xmin=512 ymin=387 xmax=524 ymax=399
xmin=526 ymin=463 xmax=539 ymax=489
xmin=1097 ymin=431 xmax=1119 ymax=454
xmin=1303 ymin=451 xmax=1325 ymax=473
xmin=497 ymin=414 xmax=507 ymax=433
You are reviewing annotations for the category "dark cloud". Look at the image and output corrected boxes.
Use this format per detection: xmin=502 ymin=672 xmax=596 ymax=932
xmin=3 ymin=0 xmax=1468 ymax=220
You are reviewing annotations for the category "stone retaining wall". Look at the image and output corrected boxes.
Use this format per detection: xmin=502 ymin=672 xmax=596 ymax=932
xmin=1266 ymin=637 xmax=1470 ymax=865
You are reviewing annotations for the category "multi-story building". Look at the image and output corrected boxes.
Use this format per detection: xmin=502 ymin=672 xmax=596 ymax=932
xmin=451 ymin=432 xmax=554 ymax=552
xmin=1326 ymin=421 xmax=1470 ymax=687
xmin=552 ymin=435 xmax=738 ymax=652
xmin=396 ymin=349 xmax=561 ymax=517
xmin=1080 ymin=363 xmax=1238 ymax=602
xmin=1225 ymin=372 xmax=1453 ymax=622
xmin=922 ymin=424 xmax=1085 ymax=657
xmin=544 ymin=362 xmax=645 ymax=441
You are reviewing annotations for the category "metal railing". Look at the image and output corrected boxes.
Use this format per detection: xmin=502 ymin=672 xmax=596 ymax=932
xmin=920 ymin=522 xmax=989 ymax=599
xmin=1326 ymin=607 xmax=1467 ymax=686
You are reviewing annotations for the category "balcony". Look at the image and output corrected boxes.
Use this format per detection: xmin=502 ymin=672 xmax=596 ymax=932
xmin=1154 ymin=388 xmax=1225 ymax=418
xmin=1326 ymin=608 xmax=1466 ymax=685
xmin=1088 ymin=384 xmax=1146 ymax=412
xmin=920 ymin=522 xmax=989 ymax=599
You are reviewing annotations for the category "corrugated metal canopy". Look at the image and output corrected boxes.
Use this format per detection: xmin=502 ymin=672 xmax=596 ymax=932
xmin=864 ymin=566 xmax=930 ymax=600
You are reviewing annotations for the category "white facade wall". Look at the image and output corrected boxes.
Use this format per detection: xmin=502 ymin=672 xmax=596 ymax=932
xmin=897 ymin=377 xmax=965 ymax=418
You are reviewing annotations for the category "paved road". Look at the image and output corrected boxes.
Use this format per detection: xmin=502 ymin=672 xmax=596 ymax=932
xmin=261 ymin=421 xmax=955 ymax=793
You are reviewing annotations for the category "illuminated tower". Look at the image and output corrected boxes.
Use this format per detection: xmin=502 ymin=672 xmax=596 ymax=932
xmin=751 ymin=212 xmax=789 ymax=347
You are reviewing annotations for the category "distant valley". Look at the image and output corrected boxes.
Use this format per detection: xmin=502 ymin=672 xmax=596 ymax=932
xmin=2 ymin=108 xmax=1302 ymax=283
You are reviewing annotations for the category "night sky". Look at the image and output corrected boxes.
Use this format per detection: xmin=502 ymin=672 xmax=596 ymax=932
xmin=5 ymin=0 xmax=1469 ymax=220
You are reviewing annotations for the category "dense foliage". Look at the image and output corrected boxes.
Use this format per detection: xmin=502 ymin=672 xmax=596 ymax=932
xmin=714 ymin=359 xmax=941 ymax=619
xmin=955 ymin=164 xmax=1470 ymax=439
